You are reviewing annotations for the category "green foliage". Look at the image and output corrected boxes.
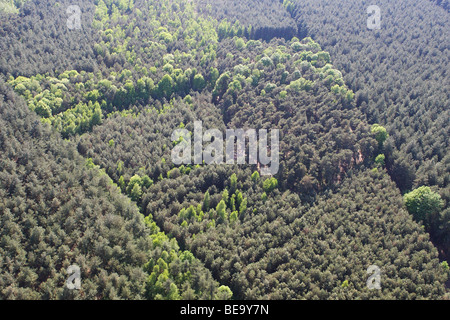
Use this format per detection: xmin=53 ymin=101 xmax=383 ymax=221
xmin=229 ymin=194 xmax=235 ymax=212
xmin=236 ymin=191 xmax=243 ymax=209
xmin=235 ymin=38 xmax=246 ymax=50
xmin=291 ymin=41 xmax=306 ymax=52
xmin=230 ymin=211 xmax=238 ymax=224
xmin=168 ymin=282 xmax=180 ymax=300
xmin=0 ymin=0 xmax=30 ymax=14
xmin=251 ymin=171 xmax=260 ymax=182
xmin=261 ymin=192 xmax=268 ymax=202
xmin=157 ymin=74 xmax=174 ymax=98
xmin=345 ymin=89 xmax=355 ymax=102
xmin=127 ymin=174 xmax=142 ymax=194
xmin=404 ymin=186 xmax=443 ymax=224
xmin=317 ymin=51 xmax=331 ymax=63
xmin=49 ymin=101 xmax=103 ymax=138
xmin=216 ymin=200 xmax=227 ymax=222
xmin=264 ymin=82 xmax=277 ymax=93
xmin=251 ymin=69 xmax=261 ymax=86
xmin=239 ymin=197 xmax=247 ymax=217
xmin=34 ymin=100 xmax=52 ymax=117
xmin=117 ymin=160 xmax=124 ymax=175
xmin=142 ymin=175 xmax=154 ymax=188
xmin=130 ymin=182 xmax=143 ymax=202
xmin=260 ymin=56 xmax=273 ymax=67
xmin=230 ymin=173 xmax=238 ymax=192
xmin=287 ymin=78 xmax=313 ymax=92
xmin=222 ymin=189 xmax=229 ymax=205
xmin=1 ymin=0 xmax=448 ymax=302
xmin=118 ymin=175 xmax=125 ymax=191
xmin=375 ymin=154 xmax=385 ymax=167
xmin=209 ymin=68 xmax=220 ymax=87
xmin=371 ymin=124 xmax=389 ymax=147
xmin=203 ymin=191 xmax=211 ymax=211
xmin=263 ymin=177 xmax=278 ymax=193
xmin=213 ymin=72 xmax=231 ymax=99
xmin=193 ymin=74 xmax=206 ymax=91
xmin=215 ymin=285 xmax=233 ymax=300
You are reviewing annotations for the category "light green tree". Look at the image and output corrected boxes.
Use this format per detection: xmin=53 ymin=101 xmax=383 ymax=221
xmin=230 ymin=173 xmax=237 ymax=192
xmin=230 ymin=211 xmax=238 ymax=224
xmin=235 ymin=38 xmax=246 ymax=50
xmin=236 ymin=191 xmax=243 ymax=209
xmin=130 ymin=183 xmax=142 ymax=202
xmin=215 ymin=285 xmax=233 ymax=300
xmin=222 ymin=189 xmax=229 ymax=205
xmin=203 ymin=191 xmax=210 ymax=211
xmin=371 ymin=124 xmax=389 ymax=147
xmin=216 ymin=200 xmax=227 ymax=222
xmin=375 ymin=154 xmax=385 ymax=167
xmin=251 ymin=171 xmax=260 ymax=182
xmin=263 ymin=177 xmax=278 ymax=193
xmin=239 ymin=198 xmax=247 ymax=218
xmin=261 ymin=192 xmax=268 ymax=202
xmin=118 ymin=176 xmax=125 ymax=192
xmin=142 ymin=175 xmax=153 ymax=188
xmin=212 ymin=72 xmax=230 ymax=99
xmin=404 ymin=186 xmax=443 ymax=226
xmin=157 ymin=74 xmax=174 ymax=98
xmin=193 ymin=74 xmax=206 ymax=91
xmin=168 ymin=283 xmax=180 ymax=300
xmin=127 ymin=174 xmax=142 ymax=194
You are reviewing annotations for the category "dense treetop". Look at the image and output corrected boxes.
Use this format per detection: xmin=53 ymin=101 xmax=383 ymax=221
xmin=0 ymin=0 xmax=448 ymax=299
